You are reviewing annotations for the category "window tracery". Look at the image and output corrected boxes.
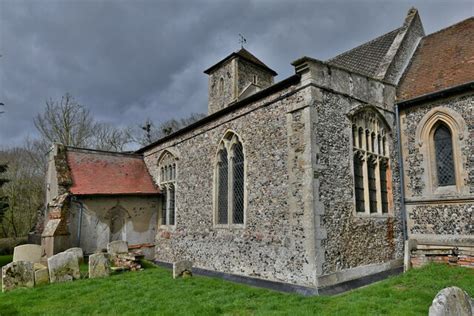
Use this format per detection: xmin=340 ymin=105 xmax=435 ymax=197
xmin=215 ymin=131 xmax=245 ymax=226
xmin=352 ymin=109 xmax=391 ymax=215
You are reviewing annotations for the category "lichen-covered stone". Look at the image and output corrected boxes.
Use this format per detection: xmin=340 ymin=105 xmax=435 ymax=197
xmin=107 ymin=240 xmax=128 ymax=255
xmin=1 ymin=261 xmax=34 ymax=292
xmin=173 ymin=260 xmax=192 ymax=279
xmin=429 ymin=286 xmax=473 ymax=316
xmin=34 ymin=266 xmax=49 ymax=286
xmin=47 ymin=251 xmax=80 ymax=283
xmin=65 ymin=247 xmax=84 ymax=264
xmin=88 ymin=253 xmax=110 ymax=279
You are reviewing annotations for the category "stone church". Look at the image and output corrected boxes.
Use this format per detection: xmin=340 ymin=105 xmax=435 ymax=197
xmin=42 ymin=9 xmax=473 ymax=294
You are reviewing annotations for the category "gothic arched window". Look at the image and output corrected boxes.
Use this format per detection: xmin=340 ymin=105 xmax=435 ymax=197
xmin=433 ymin=124 xmax=456 ymax=186
xmin=215 ymin=131 xmax=246 ymax=226
xmin=352 ymin=109 xmax=391 ymax=215
xmin=158 ymin=151 xmax=177 ymax=226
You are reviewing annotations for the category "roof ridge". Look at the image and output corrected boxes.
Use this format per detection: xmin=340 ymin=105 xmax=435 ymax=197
xmin=328 ymin=27 xmax=401 ymax=62
xmin=66 ymin=146 xmax=141 ymax=157
xmin=424 ymin=16 xmax=474 ymax=38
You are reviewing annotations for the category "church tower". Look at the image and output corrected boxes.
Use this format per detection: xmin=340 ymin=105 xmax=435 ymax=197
xmin=204 ymin=48 xmax=277 ymax=115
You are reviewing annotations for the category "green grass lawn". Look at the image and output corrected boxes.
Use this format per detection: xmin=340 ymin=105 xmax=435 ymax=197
xmin=0 ymin=263 xmax=472 ymax=315
xmin=0 ymin=254 xmax=12 ymax=267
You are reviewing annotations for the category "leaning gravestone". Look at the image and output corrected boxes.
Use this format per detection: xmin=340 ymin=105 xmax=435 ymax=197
xmin=47 ymin=252 xmax=80 ymax=283
xmin=65 ymin=247 xmax=84 ymax=264
xmin=1 ymin=261 xmax=34 ymax=292
xmin=12 ymin=244 xmax=42 ymax=264
xmin=107 ymin=240 xmax=128 ymax=255
xmin=173 ymin=260 xmax=193 ymax=279
xmin=89 ymin=253 xmax=110 ymax=279
xmin=429 ymin=286 xmax=473 ymax=316
xmin=34 ymin=263 xmax=49 ymax=286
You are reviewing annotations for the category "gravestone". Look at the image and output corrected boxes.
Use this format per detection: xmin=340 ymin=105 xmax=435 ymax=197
xmin=34 ymin=263 xmax=49 ymax=286
xmin=65 ymin=247 xmax=84 ymax=264
xmin=89 ymin=253 xmax=110 ymax=279
xmin=429 ymin=286 xmax=473 ymax=316
xmin=12 ymin=244 xmax=42 ymax=263
xmin=173 ymin=260 xmax=193 ymax=279
xmin=1 ymin=261 xmax=35 ymax=292
xmin=107 ymin=241 xmax=128 ymax=255
xmin=47 ymin=251 xmax=80 ymax=283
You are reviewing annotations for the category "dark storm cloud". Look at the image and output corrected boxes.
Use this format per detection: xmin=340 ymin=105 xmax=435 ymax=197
xmin=0 ymin=0 xmax=472 ymax=147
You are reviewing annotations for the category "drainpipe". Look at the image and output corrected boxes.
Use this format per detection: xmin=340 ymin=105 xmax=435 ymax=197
xmin=395 ymin=104 xmax=408 ymax=242
xmin=71 ymin=197 xmax=84 ymax=248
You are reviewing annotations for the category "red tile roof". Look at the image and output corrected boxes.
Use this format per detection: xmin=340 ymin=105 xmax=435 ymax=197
xmin=398 ymin=18 xmax=474 ymax=101
xmin=66 ymin=149 xmax=159 ymax=195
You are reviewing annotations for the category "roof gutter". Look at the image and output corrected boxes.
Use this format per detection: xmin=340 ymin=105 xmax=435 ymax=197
xmin=397 ymin=81 xmax=474 ymax=108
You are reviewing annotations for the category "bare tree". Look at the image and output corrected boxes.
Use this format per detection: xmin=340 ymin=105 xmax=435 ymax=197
xmin=93 ymin=123 xmax=133 ymax=152
xmin=0 ymin=148 xmax=43 ymax=238
xmin=34 ymin=93 xmax=96 ymax=147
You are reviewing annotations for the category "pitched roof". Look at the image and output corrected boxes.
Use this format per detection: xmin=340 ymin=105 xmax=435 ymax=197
xmin=327 ymin=28 xmax=401 ymax=78
xmin=66 ymin=149 xmax=159 ymax=195
xmin=204 ymin=48 xmax=278 ymax=76
xmin=397 ymin=17 xmax=474 ymax=101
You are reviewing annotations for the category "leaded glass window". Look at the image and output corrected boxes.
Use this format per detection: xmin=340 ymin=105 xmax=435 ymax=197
xmin=368 ymin=159 xmax=377 ymax=213
xmin=215 ymin=132 xmax=246 ymax=226
xmin=352 ymin=109 xmax=391 ymax=216
xmin=354 ymin=154 xmax=365 ymax=212
xmin=161 ymin=189 xmax=167 ymax=225
xmin=158 ymin=151 xmax=177 ymax=226
xmin=217 ymin=148 xmax=228 ymax=224
xmin=434 ymin=124 xmax=455 ymax=186
xmin=168 ymin=184 xmax=175 ymax=225
xmin=380 ymin=160 xmax=388 ymax=213
xmin=232 ymin=143 xmax=244 ymax=224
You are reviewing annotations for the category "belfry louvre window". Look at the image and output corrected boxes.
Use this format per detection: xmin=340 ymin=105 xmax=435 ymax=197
xmin=158 ymin=151 xmax=177 ymax=226
xmin=352 ymin=110 xmax=392 ymax=215
xmin=434 ymin=124 xmax=456 ymax=186
xmin=215 ymin=131 xmax=246 ymax=226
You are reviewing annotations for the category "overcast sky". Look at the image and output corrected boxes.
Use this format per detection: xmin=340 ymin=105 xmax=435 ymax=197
xmin=0 ymin=0 xmax=472 ymax=148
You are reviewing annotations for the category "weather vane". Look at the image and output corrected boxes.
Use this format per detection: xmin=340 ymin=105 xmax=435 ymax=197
xmin=238 ymin=34 xmax=247 ymax=48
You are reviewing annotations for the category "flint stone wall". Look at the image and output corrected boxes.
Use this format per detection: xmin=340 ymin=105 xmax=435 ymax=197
xmin=145 ymin=83 xmax=319 ymax=287
xmin=311 ymin=86 xmax=403 ymax=275
xmin=400 ymin=93 xmax=474 ymax=239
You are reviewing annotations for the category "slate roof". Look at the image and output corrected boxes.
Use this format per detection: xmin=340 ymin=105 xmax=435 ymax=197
xmin=327 ymin=28 xmax=401 ymax=78
xmin=66 ymin=149 xmax=159 ymax=195
xmin=204 ymin=48 xmax=278 ymax=76
xmin=397 ymin=17 xmax=474 ymax=101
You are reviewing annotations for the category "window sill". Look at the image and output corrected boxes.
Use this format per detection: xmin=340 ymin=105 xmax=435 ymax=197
xmin=354 ymin=212 xmax=393 ymax=218
xmin=213 ymin=224 xmax=246 ymax=229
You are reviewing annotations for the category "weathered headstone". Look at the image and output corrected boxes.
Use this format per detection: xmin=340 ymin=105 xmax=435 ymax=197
xmin=429 ymin=286 xmax=473 ymax=316
xmin=173 ymin=260 xmax=193 ymax=279
xmin=34 ymin=263 xmax=49 ymax=286
xmin=1 ymin=261 xmax=34 ymax=292
xmin=12 ymin=244 xmax=42 ymax=263
xmin=47 ymin=251 xmax=80 ymax=283
xmin=65 ymin=247 xmax=84 ymax=264
xmin=89 ymin=253 xmax=110 ymax=279
xmin=107 ymin=240 xmax=128 ymax=255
